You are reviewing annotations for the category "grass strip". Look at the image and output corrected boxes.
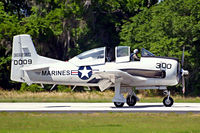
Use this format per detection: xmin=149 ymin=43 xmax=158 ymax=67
xmin=0 ymin=90 xmax=200 ymax=103
xmin=0 ymin=112 xmax=200 ymax=133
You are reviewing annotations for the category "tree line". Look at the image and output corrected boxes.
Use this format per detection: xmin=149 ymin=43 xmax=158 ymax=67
xmin=0 ymin=0 xmax=199 ymax=96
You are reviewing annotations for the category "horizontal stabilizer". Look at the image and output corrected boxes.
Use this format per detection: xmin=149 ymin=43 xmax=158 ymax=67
xmin=21 ymin=64 xmax=50 ymax=71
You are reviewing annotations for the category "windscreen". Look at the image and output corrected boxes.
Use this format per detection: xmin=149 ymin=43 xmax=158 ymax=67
xmin=141 ymin=48 xmax=155 ymax=57
xmin=77 ymin=47 xmax=105 ymax=60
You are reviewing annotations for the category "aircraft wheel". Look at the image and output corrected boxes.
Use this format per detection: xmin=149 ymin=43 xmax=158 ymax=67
xmin=126 ymin=95 xmax=137 ymax=106
xmin=114 ymin=102 xmax=124 ymax=107
xmin=163 ymin=97 xmax=174 ymax=107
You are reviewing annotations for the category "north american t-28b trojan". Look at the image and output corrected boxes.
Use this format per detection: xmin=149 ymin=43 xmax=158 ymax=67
xmin=11 ymin=34 xmax=189 ymax=107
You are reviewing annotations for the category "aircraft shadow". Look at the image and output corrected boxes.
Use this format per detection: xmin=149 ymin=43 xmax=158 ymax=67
xmin=112 ymin=105 xmax=163 ymax=109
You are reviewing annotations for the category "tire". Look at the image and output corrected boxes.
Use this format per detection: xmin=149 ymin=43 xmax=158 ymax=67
xmin=114 ymin=102 xmax=124 ymax=107
xmin=126 ymin=95 xmax=137 ymax=106
xmin=163 ymin=97 xmax=174 ymax=107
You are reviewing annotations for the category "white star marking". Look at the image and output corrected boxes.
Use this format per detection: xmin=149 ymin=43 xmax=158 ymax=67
xmin=79 ymin=67 xmax=92 ymax=78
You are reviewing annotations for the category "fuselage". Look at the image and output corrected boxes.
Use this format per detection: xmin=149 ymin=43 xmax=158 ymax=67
xmin=25 ymin=56 xmax=179 ymax=88
xmin=10 ymin=35 xmax=180 ymax=90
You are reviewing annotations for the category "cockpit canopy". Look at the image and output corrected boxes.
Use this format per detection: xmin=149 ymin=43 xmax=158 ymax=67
xmin=69 ymin=47 xmax=106 ymax=66
xmin=77 ymin=47 xmax=105 ymax=60
xmin=69 ymin=46 xmax=155 ymax=66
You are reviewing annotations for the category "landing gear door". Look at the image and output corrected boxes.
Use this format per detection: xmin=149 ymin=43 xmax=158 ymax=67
xmin=115 ymin=46 xmax=130 ymax=63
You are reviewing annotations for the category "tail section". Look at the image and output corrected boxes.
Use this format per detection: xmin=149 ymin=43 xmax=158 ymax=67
xmin=11 ymin=34 xmax=39 ymax=82
xmin=10 ymin=34 xmax=59 ymax=82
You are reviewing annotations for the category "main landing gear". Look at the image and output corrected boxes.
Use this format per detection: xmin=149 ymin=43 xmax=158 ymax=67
xmin=126 ymin=94 xmax=137 ymax=106
xmin=112 ymin=78 xmax=174 ymax=107
xmin=113 ymin=94 xmax=138 ymax=107
xmin=113 ymin=89 xmax=174 ymax=108
xmin=112 ymin=78 xmax=139 ymax=107
xmin=163 ymin=90 xmax=174 ymax=107
xmin=114 ymin=102 xmax=124 ymax=107
xmin=114 ymin=95 xmax=138 ymax=107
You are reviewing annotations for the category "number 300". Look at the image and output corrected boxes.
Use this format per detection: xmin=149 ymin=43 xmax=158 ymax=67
xmin=156 ymin=63 xmax=172 ymax=69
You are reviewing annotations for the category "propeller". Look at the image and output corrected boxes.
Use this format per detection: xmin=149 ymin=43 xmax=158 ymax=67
xmin=182 ymin=76 xmax=185 ymax=94
xmin=181 ymin=46 xmax=185 ymax=67
xmin=180 ymin=46 xmax=189 ymax=94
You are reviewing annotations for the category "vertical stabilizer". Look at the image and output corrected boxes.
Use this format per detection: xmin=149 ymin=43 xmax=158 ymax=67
xmin=11 ymin=34 xmax=38 ymax=82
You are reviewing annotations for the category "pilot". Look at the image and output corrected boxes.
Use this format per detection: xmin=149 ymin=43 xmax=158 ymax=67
xmin=130 ymin=49 xmax=140 ymax=61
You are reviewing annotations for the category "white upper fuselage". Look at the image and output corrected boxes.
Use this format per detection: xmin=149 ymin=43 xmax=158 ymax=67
xmin=24 ymin=56 xmax=179 ymax=88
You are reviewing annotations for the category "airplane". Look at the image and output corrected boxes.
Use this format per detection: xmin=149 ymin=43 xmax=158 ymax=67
xmin=10 ymin=34 xmax=189 ymax=107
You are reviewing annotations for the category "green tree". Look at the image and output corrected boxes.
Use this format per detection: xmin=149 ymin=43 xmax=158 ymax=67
xmin=79 ymin=0 xmax=158 ymax=51
xmin=1 ymin=0 xmax=31 ymax=18
xmin=0 ymin=2 xmax=21 ymax=89
xmin=0 ymin=0 xmax=158 ymax=90
xmin=19 ymin=0 xmax=86 ymax=60
xmin=120 ymin=0 xmax=200 ymax=95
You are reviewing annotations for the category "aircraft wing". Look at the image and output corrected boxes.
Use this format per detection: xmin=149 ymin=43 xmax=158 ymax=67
xmin=93 ymin=70 xmax=147 ymax=91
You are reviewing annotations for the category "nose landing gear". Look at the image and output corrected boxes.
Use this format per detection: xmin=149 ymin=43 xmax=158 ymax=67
xmin=163 ymin=90 xmax=174 ymax=107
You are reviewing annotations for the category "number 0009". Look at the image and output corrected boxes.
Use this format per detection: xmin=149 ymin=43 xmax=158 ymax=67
xmin=14 ymin=59 xmax=32 ymax=65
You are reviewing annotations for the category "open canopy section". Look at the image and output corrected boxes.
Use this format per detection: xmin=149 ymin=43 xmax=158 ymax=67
xmin=115 ymin=46 xmax=130 ymax=63
xmin=69 ymin=47 xmax=106 ymax=66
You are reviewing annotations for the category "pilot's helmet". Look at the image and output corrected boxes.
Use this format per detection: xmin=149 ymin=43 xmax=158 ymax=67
xmin=133 ymin=49 xmax=139 ymax=54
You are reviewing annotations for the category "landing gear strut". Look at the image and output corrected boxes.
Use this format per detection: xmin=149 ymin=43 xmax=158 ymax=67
xmin=163 ymin=90 xmax=174 ymax=107
xmin=112 ymin=78 xmax=125 ymax=107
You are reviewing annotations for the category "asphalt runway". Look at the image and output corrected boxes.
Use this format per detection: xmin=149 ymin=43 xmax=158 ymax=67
xmin=0 ymin=103 xmax=200 ymax=113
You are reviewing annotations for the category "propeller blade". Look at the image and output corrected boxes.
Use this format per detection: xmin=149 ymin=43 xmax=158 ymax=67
xmin=182 ymin=76 xmax=185 ymax=94
xmin=180 ymin=46 xmax=188 ymax=94
xmin=181 ymin=46 xmax=185 ymax=67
